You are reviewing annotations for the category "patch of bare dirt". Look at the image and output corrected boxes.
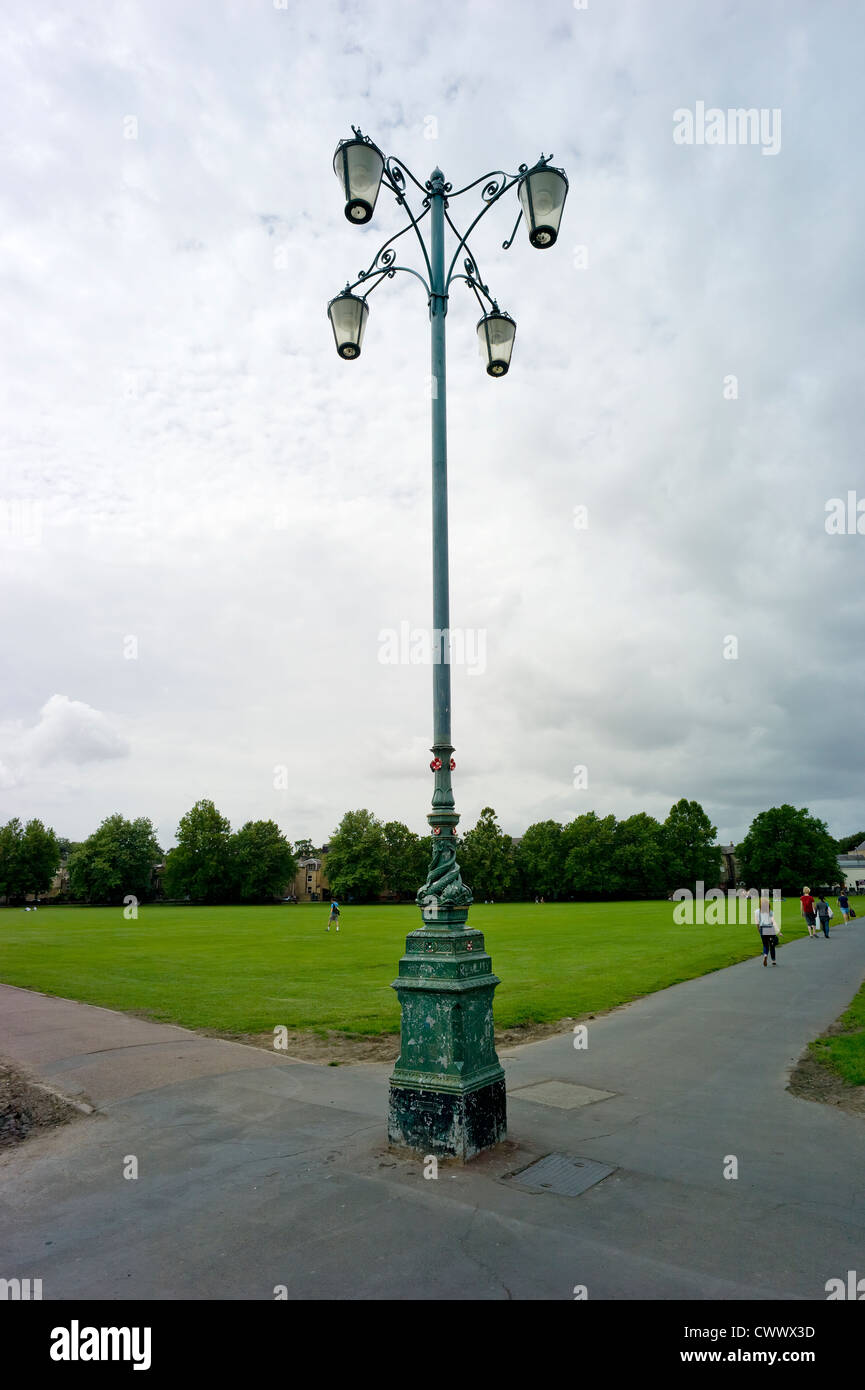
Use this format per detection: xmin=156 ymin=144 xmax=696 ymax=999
xmin=788 ymin=1022 xmax=865 ymax=1117
xmin=0 ymin=1060 xmax=85 ymax=1149
xmin=495 ymin=1017 xmax=588 ymax=1050
xmin=214 ymin=1016 xmax=585 ymax=1065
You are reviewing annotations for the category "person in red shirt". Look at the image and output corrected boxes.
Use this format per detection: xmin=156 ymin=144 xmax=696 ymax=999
xmin=800 ymin=887 xmax=817 ymax=937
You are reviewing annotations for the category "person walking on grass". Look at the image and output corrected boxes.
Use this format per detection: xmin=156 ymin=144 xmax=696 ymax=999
xmin=327 ymin=900 xmax=340 ymax=933
xmin=838 ymin=890 xmax=850 ymax=925
xmin=800 ymin=886 xmax=817 ymax=938
xmin=757 ymin=895 xmax=781 ymax=966
xmin=815 ymin=895 xmax=832 ymax=938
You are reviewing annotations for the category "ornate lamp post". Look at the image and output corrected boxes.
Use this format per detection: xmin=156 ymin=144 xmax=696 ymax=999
xmin=328 ymin=127 xmax=567 ymax=1160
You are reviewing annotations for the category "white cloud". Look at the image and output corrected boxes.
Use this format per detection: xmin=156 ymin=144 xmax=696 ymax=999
xmin=2 ymin=696 xmax=128 ymax=775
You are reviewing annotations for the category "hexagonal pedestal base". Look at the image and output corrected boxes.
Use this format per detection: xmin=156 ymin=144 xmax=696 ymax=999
xmin=388 ymin=1077 xmax=506 ymax=1161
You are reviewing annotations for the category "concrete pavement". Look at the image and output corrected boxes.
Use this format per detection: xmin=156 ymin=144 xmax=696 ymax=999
xmin=1 ymin=924 xmax=864 ymax=1300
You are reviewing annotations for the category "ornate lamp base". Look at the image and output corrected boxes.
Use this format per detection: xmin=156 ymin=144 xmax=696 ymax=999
xmin=387 ymin=922 xmax=507 ymax=1161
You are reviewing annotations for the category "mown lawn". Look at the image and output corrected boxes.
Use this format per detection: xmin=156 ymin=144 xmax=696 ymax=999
xmin=0 ymin=898 xmax=857 ymax=1037
xmin=808 ymin=975 xmax=865 ymax=1086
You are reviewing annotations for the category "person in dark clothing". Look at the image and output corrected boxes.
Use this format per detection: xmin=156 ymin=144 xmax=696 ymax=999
xmin=815 ymin=896 xmax=832 ymax=938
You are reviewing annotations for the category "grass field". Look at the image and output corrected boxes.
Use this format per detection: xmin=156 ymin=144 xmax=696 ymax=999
xmin=3 ymin=898 xmax=858 ymax=1038
xmin=808 ymin=976 xmax=865 ymax=1086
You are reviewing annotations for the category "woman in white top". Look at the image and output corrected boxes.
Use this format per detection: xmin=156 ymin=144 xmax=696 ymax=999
xmin=757 ymin=896 xmax=781 ymax=966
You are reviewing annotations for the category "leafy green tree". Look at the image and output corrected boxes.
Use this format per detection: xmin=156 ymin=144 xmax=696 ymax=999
xmin=293 ymin=838 xmax=317 ymax=861
xmin=19 ymin=819 xmax=60 ymax=898
xmin=458 ymin=808 xmax=515 ymax=901
xmin=516 ymin=820 xmax=565 ymax=899
xmin=162 ymin=800 xmax=232 ymax=902
xmin=738 ymin=805 xmax=840 ymax=896
xmin=837 ymin=831 xmax=865 ymax=853
xmin=68 ymin=814 xmax=161 ymax=904
xmin=613 ymin=812 xmax=666 ymax=899
xmin=562 ymin=812 xmax=620 ymax=898
xmin=1 ymin=818 xmax=62 ymax=901
xmin=661 ymin=799 xmax=720 ymax=893
xmin=0 ymin=819 xmax=26 ymax=901
xmin=324 ymin=810 xmax=386 ymax=901
xmin=230 ymin=821 xmax=297 ymax=901
xmin=382 ymin=821 xmax=429 ymax=899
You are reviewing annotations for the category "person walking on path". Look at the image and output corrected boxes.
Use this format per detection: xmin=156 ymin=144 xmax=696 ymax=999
xmin=815 ymin=896 xmax=832 ymax=938
xmin=757 ymin=895 xmax=781 ymax=966
xmin=838 ymin=890 xmax=850 ymax=925
xmin=327 ymin=900 xmax=340 ymax=933
xmin=800 ymin=887 xmax=817 ymax=938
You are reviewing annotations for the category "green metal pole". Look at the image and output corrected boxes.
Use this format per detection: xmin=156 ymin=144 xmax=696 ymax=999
xmin=387 ymin=168 xmax=506 ymax=1161
xmin=429 ymin=169 xmax=452 ymax=773
xmin=420 ymin=167 xmax=470 ymax=920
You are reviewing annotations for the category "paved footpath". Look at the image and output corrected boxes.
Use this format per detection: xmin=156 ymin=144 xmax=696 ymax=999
xmin=1 ymin=925 xmax=864 ymax=1300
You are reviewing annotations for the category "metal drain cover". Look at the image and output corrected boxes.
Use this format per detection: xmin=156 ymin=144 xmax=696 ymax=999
xmin=509 ymin=1153 xmax=616 ymax=1197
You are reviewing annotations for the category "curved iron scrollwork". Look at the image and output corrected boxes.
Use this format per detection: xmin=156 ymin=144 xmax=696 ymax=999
xmin=357 ymin=244 xmax=397 ymax=282
xmin=463 ymin=256 xmax=492 ymax=306
xmin=454 ymin=255 xmax=497 ymax=314
xmin=442 ymin=160 xmax=547 ymax=290
xmin=450 ymin=274 xmax=496 ymax=312
xmin=333 ymin=139 xmax=557 ymax=316
xmin=351 ymin=209 xmax=432 ymax=294
xmin=481 ymin=174 xmax=507 ymax=202
xmin=502 ymin=207 xmax=523 ymax=250
xmin=447 ymin=169 xmax=513 ymax=202
xmin=384 ymin=155 xmax=429 ymax=201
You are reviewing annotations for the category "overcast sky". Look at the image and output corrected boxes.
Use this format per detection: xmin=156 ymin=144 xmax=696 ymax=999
xmin=1 ymin=0 xmax=862 ymax=853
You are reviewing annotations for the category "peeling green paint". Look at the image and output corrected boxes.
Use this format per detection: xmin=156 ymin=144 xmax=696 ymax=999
xmin=388 ymin=922 xmax=506 ymax=1159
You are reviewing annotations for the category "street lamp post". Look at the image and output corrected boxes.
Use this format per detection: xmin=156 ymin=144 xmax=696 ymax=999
xmin=328 ymin=128 xmax=567 ymax=1160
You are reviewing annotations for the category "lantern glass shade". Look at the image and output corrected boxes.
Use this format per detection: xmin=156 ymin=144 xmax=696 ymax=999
xmin=477 ymin=310 xmax=516 ymax=377
xmin=517 ymin=165 xmax=568 ymax=248
xmin=327 ymin=292 xmax=369 ymax=360
xmin=333 ymin=137 xmax=385 ymax=224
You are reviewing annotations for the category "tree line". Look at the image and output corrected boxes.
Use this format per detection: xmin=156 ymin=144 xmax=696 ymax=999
xmin=0 ymin=798 xmax=853 ymax=906
xmin=0 ymin=802 xmax=299 ymax=906
xmin=325 ymin=802 xmax=719 ymax=901
xmin=325 ymin=800 xmax=847 ymax=903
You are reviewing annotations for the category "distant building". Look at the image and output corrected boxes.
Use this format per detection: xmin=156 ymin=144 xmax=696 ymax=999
xmin=290 ymin=856 xmax=330 ymax=903
xmin=46 ymin=862 xmax=70 ymax=899
xmin=838 ymin=852 xmax=865 ymax=891
xmin=718 ymin=844 xmax=739 ymax=887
